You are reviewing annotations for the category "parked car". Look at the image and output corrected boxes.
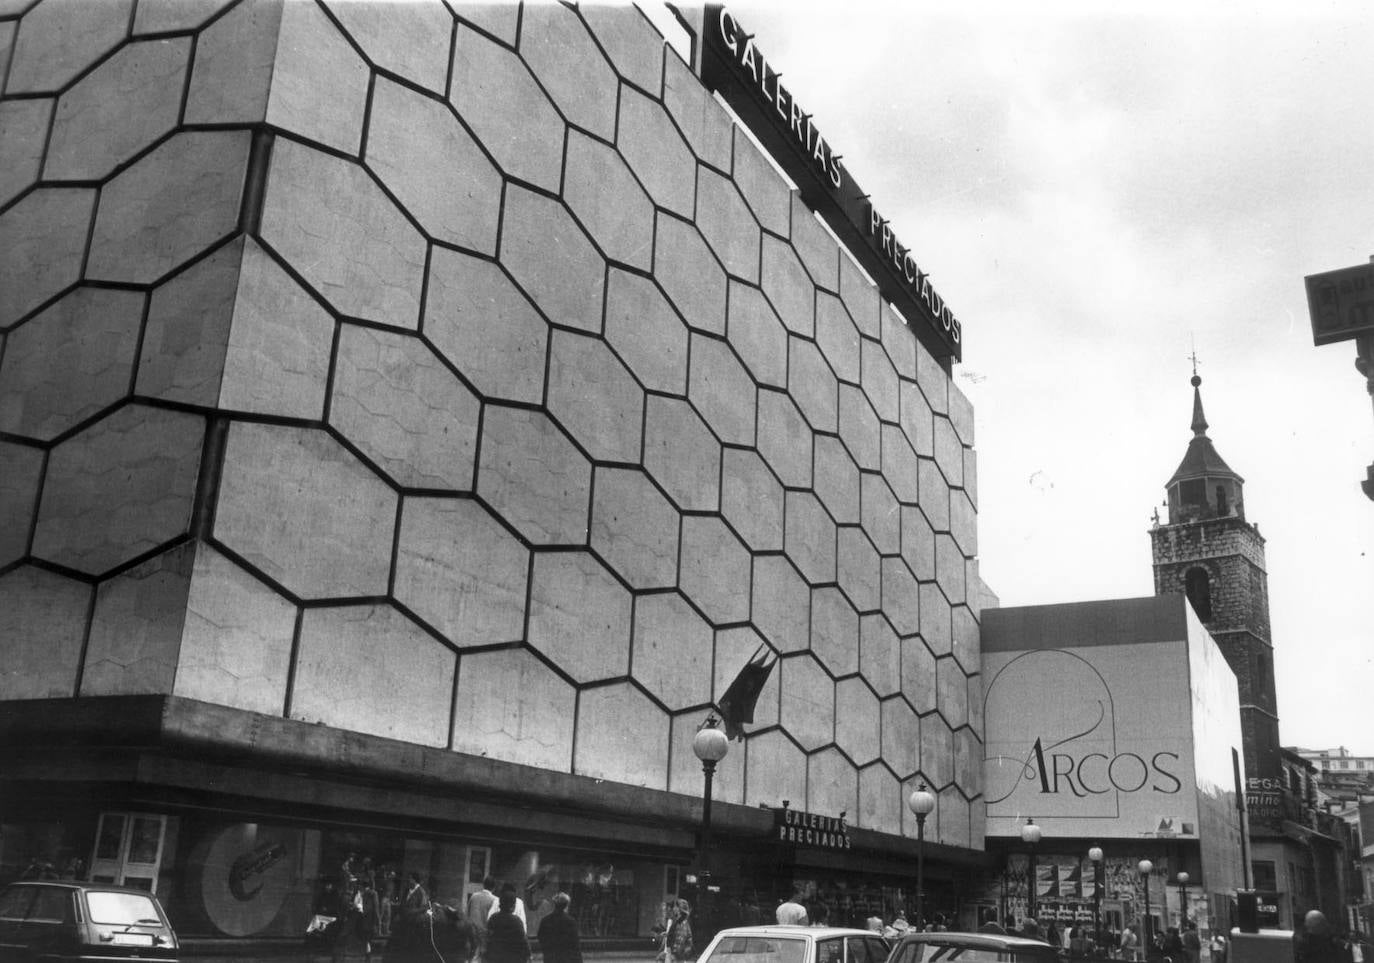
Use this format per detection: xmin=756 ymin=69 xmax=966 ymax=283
xmin=885 ymin=930 xmax=1064 ymax=963
xmin=1228 ymin=929 xmax=1295 ymax=963
xmin=0 ymin=880 xmax=179 ymax=961
xmin=697 ymin=925 xmax=891 ymax=963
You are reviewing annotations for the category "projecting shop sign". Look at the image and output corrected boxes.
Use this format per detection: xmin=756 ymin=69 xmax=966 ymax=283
xmin=701 ymin=6 xmax=963 ymax=364
xmin=1305 ymin=262 xmax=1374 ymax=345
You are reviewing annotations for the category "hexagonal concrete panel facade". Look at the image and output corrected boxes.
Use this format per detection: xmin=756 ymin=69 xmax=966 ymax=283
xmin=0 ymin=3 xmax=981 ymax=849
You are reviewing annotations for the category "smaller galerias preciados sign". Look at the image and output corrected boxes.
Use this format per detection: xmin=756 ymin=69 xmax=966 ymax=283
xmin=700 ymin=6 xmax=963 ymax=366
xmin=773 ymin=805 xmax=852 ymax=851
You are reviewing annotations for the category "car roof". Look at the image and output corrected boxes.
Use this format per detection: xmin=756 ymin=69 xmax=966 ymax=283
xmin=895 ymin=932 xmax=1062 ymax=950
xmin=3 ymin=881 xmax=162 ymax=897
xmin=716 ymin=926 xmax=887 ymax=939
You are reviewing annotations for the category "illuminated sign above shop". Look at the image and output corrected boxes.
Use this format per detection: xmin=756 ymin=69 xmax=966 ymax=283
xmin=700 ymin=6 xmax=963 ymax=364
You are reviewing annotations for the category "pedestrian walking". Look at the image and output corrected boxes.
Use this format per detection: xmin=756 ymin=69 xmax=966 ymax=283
xmin=539 ymin=892 xmax=584 ymax=963
xmin=1294 ymin=911 xmax=1353 ymax=963
xmin=468 ymin=876 xmax=497 ymax=961
xmin=665 ymin=899 xmax=694 ymax=963
xmin=486 ymin=891 xmax=531 ymax=963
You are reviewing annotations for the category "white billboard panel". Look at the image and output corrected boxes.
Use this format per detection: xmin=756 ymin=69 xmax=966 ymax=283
xmin=983 ymin=640 xmax=1200 ymax=839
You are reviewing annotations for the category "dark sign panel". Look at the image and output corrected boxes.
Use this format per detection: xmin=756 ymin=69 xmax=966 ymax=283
xmin=1305 ymin=262 xmax=1374 ymax=345
xmin=773 ymin=806 xmax=851 ymax=851
xmin=700 ymin=6 xmax=963 ymax=365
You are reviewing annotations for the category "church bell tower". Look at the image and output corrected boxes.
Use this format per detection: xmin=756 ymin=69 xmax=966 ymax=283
xmin=1149 ymin=371 xmax=1281 ymax=783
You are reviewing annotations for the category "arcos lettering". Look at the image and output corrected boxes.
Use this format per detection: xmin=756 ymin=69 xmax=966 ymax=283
xmin=987 ymin=737 xmax=1182 ymax=804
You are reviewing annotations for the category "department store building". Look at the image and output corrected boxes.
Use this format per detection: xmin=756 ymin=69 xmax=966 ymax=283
xmin=0 ymin=0 xmax=988 ymax=946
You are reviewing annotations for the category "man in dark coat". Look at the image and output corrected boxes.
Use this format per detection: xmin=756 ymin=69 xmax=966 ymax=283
xmin=1294 ymin=911 xmax=1352 ymax=963
xmin=538 ymin=892 xmax=583 ymax=963
xmin=485 ymin=891 xmax=531 ymax=963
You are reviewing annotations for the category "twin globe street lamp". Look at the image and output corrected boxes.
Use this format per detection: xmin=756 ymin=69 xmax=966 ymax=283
xmin=1021 ymin=818 xmax=1042 ymax=921
xmin=908 ymin=783 xmax=936 ymax=929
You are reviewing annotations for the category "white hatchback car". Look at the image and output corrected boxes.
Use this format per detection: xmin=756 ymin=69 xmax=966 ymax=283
xmin=698 ymin=925 xmax=892 ymax=963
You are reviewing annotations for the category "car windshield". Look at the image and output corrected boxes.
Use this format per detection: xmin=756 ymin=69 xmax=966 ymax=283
xmin=85 ymin=892 xmax=161 ymax=926
xmin=913 ymin=943 xmax=1058 ymax=963
xmin=707 ymin=935 xmax=809 ymax=963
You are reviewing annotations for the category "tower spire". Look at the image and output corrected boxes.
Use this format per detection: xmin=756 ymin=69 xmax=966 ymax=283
xmin=1190 ymin=370 xmax=1208 ymax=437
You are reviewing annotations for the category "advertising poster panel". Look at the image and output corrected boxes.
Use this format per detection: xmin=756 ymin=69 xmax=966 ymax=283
xmin=983 ymin=639 xmax=1200 ymax=840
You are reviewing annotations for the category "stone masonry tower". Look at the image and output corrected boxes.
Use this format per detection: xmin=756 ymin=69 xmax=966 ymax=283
xmin=1150 ymin=372 xmax=1281 ymax=783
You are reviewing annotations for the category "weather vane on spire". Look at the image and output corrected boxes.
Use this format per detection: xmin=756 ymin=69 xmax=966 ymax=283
xmin=1189 ymin=339 xmax=1201 ymax=383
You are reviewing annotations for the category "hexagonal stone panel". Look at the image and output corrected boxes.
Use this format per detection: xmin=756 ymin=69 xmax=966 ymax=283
xmin=0 ymin=286 xmax=144 ymax=442
xmin=655 ymin=214 xmax=727 ymax=336
xmin=937 ymin=785 xmax=972 ymax=849
xmin=574 ymin=681 xmax=669 ymax=790
xmin=0 ymin=188 xmax=94 ymax=326
xmin=662 ymin=49 xmax=732 ymax=171
xmin=756 ymin=389 xmax=812 ymax=489
xmin=679 ymin=515 xmax=751 ymax=626
xmin=721 ymin=447 xmax=783 ymax=553
xmin=643 ymin=396 xmax=721 ymax=512
xmin=182 ymin=0 xmax=281 ymax=126
xmin=901 ymin=634 xmax=938 ymax=714
xmin=451 ymin=23 xmax=564 ymax=193
xmin=745 ymin=729 xmax=806 ymax=811
xmin=882 ymin=424 xmax=920 ymax=504
xmin=0 ymin=441 xmax=42 ymax=567
xmin=791 ymin=195 xmax=840 ymax=292
xmin=452 ymin=648 xmax=575 ymax=772
xmin=813 ymin=436 xmax=860 ymax=526
xmin=547 ymin=330 xmax=644 ymax=463
xmin=751 ymin=556 xmax=809 ymax=654
xmin=900 ymin=379 xmax=934 ymax=457
xmin=733 ymin=128 xmax=790 ymax=236
xmin=617 ymin=86 xmax=695 ymax=218
xmin=266 ymin=0 xmax=369 ymax=154
xmin=81 ymin=543 xmax=193 ymax=696
xmin=861 ymin=336 xmax=899 ymax=423
xmin=292 ymin=604 xmax=454 ymax=747
xmin=0 ymin=565 xmax=91 ymax=699
xmin=395 ymin=497 xmax=529 ymax=646
xmin=919 ymin=458 xmax=951 ymax=531
xmin=528 ymin=551 xmax=632 ymax=683
xmin=953 ymin=605 xmax=980 ymax=676
xmin=921 ymin=720 xmax=955 ymax=790
xmin=478 ymin=406 xmax=591 ymax=546
xmin=784 ymin=491 xmax=836 ymax=586
xmin=606 ymin=268 xmax=688 ymax=396
xmin=950 ymin=489 xmax=978 ymax=558
xmin=425 ymin=249 xmax=548 ymax=405
xmin=916 ymin=341 xmax=949 ymax=415
xmin=259 ymin=138 xmax=425 ymax=330
xmin=857 ymin=762 xmax=902 ymax=835
xmin=580 ymin=4 xmax=663 ymax=94
xmin=564 ymin=130 xmax=654 ymax=270
xmin=330 ymin=324 xmax=480 ymax=490
xmin=859 ymin=613 xmax=901 ymax=698
xmin=5 ymin=0 xmax=133 ymax=94
xmin=366 ymin=76 xmax=501 ymax=253
xmin=761 ymin=235 xmax=814 ymax=336
xmin=502 ymin=185 xmax=606 ymax=334
xmin=807 ymin=747 xmax=858 ymax=818
xmin=45 ymin=38 xmax=190 ymax=182
xmin=175 ymin=544 xmax=295 ymax=716
xmin=834 ymin=677 xmax=880 ymax=766
xmin=214 ymin=421 xmax=396 ymax=599
xmin=882 ymin=557 xmax=920 ymax=637
xmin=950 ymin=381 xmax=975 ymax=447
xmin=788 ymin=336 xmax=837 ymax=432
xmin=727 ymin=281 xmax=787 ymax=388
xmin=881 ymin=696 xmax=920 ymax=779
xmin=937 ymin=657 xmax=969 ymax=730
xmin=919 ymin=582 xmax=953 ymax=656
xmin=0 ymin=98 xmax=52 ymax=207
xmin=901 ymin=505 xmax=936 ymax=581
xmin=632 ymin=592 xmax=713 ymax=710
xmin=590 ymin=468 xmax=679 ymax=590
xmin=34 ymin=405 xmax=203 ymax=577
xmin=323 ymin=0 xmax=452 ymax=94
xmin=861 ymin=473 xmax=901 ymax=556
xmin=839 ymin=251 xmax=880 ymax=338
xmin=881 ymin=302 xmax=917 ymax=380
xmin=696 ymin=168 xmax=760 ymax=283
xmin=836 ymin=526 xmax=880 ymax=614
xmin=520 ymin=1 xmax=618 ymax=142
xmin=935 ymin=534 xmax=968 ymax=605
xmin=838 ymin=383 xmax=880 ymax=471
xmin=811 ymin=587 xmax=858 ymax=678
xmin=815 ymin=291 xmax=860 ymax=384
xmin=87 ymin=128 xmax=250 ymax=285
xmin=689 ymin=334 xmax=755 ymax=446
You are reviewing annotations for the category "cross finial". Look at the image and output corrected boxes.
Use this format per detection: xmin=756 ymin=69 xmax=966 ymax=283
xmin=1189 ymin=339 xmax=1202 ymax=388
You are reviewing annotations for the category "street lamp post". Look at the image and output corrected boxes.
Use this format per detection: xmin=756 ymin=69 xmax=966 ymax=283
xmin=692 ymin=714 xmax=729 ymax=876
xmin=1088 ymin=845 xmax=1104 ymax=947
xmin=908 ymin=783 xmax=936 ymax=930
xmin=1176 ymin=872 xmax=1189 ymax=926
xmin=1138 ymin=860 xmax=1154 ymax=960
xmin=1021 ymin=819 xmax=1042 ymax=922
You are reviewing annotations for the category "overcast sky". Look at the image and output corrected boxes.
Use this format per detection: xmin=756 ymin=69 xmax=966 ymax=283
xmin=652 ymin=0 xmax=1374 ymax=754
